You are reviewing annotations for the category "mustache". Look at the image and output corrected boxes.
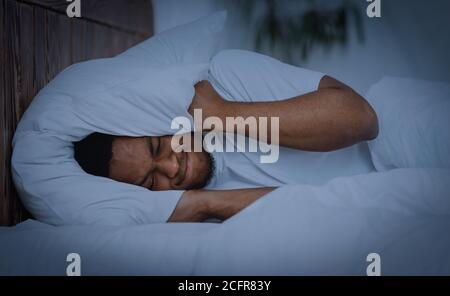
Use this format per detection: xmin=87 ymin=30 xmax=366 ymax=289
xmin=173 ymin=151 xmax=187 ymax=186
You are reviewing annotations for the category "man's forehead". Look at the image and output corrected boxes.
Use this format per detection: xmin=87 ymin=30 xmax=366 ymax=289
xmin=112 ymin=136 xmax=149 ymax=155
xmin=109 ymin=137 xmax=150 ymax=180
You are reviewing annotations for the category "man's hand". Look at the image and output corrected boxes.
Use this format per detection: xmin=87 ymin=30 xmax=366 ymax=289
xmin=188 ymin=80 xmax=227 ymax=120
xmin=168 ymin=187 xmax=275 ymax=223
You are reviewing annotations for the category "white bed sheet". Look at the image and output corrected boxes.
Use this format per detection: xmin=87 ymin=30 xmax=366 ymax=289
xmin=1 ymin=167 xmax=449 ymax=275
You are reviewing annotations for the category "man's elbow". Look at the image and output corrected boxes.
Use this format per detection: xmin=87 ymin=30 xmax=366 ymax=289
xmin=340 ymin=88 xmax=379 ymax=142
xmin=359 ymin=103 xmax=379 ymax=141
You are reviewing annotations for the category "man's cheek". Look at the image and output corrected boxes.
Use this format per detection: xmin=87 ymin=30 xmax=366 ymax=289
xmin=161 ymin=177 xmax=180 ymax=191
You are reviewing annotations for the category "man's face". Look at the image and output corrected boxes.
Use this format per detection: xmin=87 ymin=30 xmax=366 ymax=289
xmin=109 ymin=135 xmax=212 ymax=191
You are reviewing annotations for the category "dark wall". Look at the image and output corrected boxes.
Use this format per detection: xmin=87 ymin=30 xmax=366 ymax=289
xmin=0 ymin=0 xmax=154 ymax=226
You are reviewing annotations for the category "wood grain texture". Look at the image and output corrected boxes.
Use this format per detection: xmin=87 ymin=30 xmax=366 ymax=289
xmin=18 ymin=3 xmax=37 ymax=115
xmin=33 ymin=3 xmax=49 ymax=91
xmin=46 ymin=9 xmax=72 ymax=80
xmin=0 ymin=0 xmax=153 ymax=226
xmin=1 ymin=0 xmax=25 ymax=226
xmin=24 ymin=0 xmax=153 ymax=35
xmin=1 ymin=0 xmax=7 ymax=224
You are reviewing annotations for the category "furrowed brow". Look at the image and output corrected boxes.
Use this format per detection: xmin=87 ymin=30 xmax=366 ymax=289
xmin=136 ymin=138 xmax=154 ymax=187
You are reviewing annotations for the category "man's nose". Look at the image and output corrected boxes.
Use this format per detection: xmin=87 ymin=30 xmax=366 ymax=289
xmin=155 ymin=153 xmax=179 ymax=179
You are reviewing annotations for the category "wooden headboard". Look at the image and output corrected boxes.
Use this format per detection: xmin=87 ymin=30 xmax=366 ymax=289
xmin=0 ymin=0 xmax=154 ymax=226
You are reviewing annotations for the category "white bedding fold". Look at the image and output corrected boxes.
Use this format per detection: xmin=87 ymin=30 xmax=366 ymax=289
xmin=196 ymin=168 xmax=450 ymax=275
xmin=1 ymin=168 xmax=449 ymax=275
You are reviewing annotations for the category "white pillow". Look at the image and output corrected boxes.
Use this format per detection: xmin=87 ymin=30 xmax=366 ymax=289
xmin=120 ymin=10 xmax=227 ymax=65
xmin=366 ymin=76 xmax=450 ymax=171
xmin=11 ymin=11 xmax=227 ymax=226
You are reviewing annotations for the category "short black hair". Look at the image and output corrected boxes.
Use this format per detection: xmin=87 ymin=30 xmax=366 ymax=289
xmin=74 ymin=133 xmax=114 ymax=178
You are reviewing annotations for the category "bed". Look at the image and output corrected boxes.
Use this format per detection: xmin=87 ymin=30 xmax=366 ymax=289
xmin=2 ymin=69 xmax=450 ymax=275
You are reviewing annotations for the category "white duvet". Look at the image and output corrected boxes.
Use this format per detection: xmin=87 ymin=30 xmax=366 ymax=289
xmin=1 ymin=167 xmax=450 ymax=275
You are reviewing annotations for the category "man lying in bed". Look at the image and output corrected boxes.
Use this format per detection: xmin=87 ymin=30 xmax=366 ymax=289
xmin=74 ymin=51 xmax=378 ymax=223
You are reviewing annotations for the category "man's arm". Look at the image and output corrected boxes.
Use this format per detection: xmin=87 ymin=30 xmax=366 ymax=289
xmin=189 ymin=76 xmax=378 ymax=152
xmin=168 ymin=188 xmax=274 ymax=222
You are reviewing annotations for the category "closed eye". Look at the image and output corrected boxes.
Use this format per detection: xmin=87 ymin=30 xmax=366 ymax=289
xmin=138 ymin=137 xmax=157 ymax=189
xmin=149 ymin=175 xmax=156 ymax=190
xmin=138 ymin=171 xmax=155 ymax=190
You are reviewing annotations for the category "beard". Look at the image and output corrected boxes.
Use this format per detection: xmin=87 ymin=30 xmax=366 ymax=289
xmin=185 ymin=152 xmax=216 ymax=190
